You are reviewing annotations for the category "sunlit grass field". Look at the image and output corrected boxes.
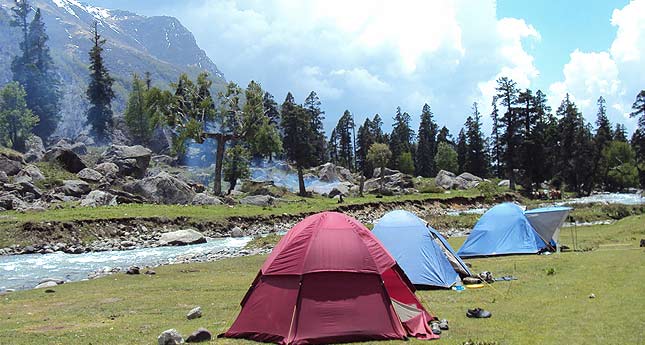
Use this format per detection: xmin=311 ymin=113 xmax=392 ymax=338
xmin=0 ymin=215 xmax=643 ymax=344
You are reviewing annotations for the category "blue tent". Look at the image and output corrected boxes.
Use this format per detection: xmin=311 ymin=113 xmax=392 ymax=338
xmin=457 ymin=203 xmax=548 ymax=258
xmin=373 ymin=210 xmax=472 ymax=288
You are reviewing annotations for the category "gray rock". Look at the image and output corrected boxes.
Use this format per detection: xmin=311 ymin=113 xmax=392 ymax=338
xmin=158 ymin=229 xmax=206 ymax=246
xmin=124 ymin=172 xmax=195 ymax=205
xmin=435 ymin=170 xmax=456 ymax=189
xmin=59 ymin=180 xmax=91 ymax=197
xmin=80 ymin=190 xmax=118 ymax=207
xmin=16 ymin=165 xmax=45 ymax=182
xmin=372 ymin=167 xmax=399 ymax=178
xmin=185 ymin=328 xmax=212 ymax=343
xmin=363 ymin=172 xmax=415 ymax=195
xmin=240 ymin=195 xmax=276 ymax=207
xmin=151 ymin=154 xmax=176 ymax=166
xmin=77 ymin=168 xmax=103 ymax=183
xmin=0 ymin=171 xmax=8 ymax=183
xmin=44 ymin=147 xmax=86 ymax=173
xmin=100 ymin=145 xmax=152 ymax=178
xmin=454 ymin=172 xmax=483 ymax=189
xmin=0 ymin=153 xmax=23 ymax=176
xmin=94 ymin=162 xmax=119 ymax=177
xmin=39 ymin=278 xmax=64 ymax=285
xmin=498 ymin=179 xmax=510 ymax=187
xmin=230 ymin=227 xmax=244 ymax=238
xmin=186 ymin=306 xmax=202 ymax=320
xmin=70 ymin=142 xmax=87 ymax=155
xmin=34 ymin=281 xmax=58 ymax=289
xmin=191 ymin=193 xmax=223 ymax=206
xmin=158 ymin=329 xmax=184 ymax=345
xmin=312 ymin=162 xmax=355 ymax=183
xmin=126 ymin=266 xmax=140 ymax=275
xmin=24 ymin=135 xmax=45 ymax=163
xmin=0 ymin=193 xmax=27 ymax=211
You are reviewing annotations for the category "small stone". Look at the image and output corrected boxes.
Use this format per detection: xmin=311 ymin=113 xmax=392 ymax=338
xmin=157 ymin=329 xmax=184 ymax=345
xmin=35 ymin=281 xmax=58 ymax=289
xmin=186 ymin=306 xmax=202 ymax=320
xmin=230 ymin=226 xmax=244 ymax=238
xmin=44 ymin=289 xmax=56 ymax=293
xmin=186 ymin=328 xmax=212 ymax=343
xmin=589 ymin=293 xmax=596 ymax=299
xmin=145 ymin=269 xmax=156 ymax=275
xmin=126 ymin=266 xmax=140 ymax=275
xmin=39 ymin=278 xmax=64 ymax=285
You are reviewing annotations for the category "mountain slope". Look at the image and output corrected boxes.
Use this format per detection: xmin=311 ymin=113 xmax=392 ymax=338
xmin=0 ymin=0 xmax=226 ymax=138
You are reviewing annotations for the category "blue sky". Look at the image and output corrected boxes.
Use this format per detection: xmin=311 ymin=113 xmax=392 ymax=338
xmin=86 ymin=0 xmax=644 ymax=135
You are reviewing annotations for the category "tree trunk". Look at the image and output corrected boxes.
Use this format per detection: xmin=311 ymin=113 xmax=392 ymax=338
xmin=359 ymin=175 xmax=365 ymax=197
xmin=213 ymin=134 xmax=227 ymax=195
xmin=297 ymin=165 xmax=306 ymax=197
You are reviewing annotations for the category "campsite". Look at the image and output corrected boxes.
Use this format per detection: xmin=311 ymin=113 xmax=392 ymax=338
xmin=0 ymin=196 xmax=644 ymax=345
xmin=2 ymin=0 xmax=645 ymax=344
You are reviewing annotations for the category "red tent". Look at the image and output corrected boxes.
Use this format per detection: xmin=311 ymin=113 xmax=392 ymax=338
xmin=221 ymin=212 xmax=438 ymax=344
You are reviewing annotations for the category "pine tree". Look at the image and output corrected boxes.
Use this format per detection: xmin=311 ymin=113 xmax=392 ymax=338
xmin=281 ymin=92 xmax=315 ymax=196
xmin=389 ymin=107 xmax=414 ymax=170
xmin=356 ymin=118 xmax=375 ymax=177
xmin=495 ymin=77 xmax=521 ymax=189
xmin=371 ymin=114 xmax=385 ymax=143
xmin=556 ymin=94 xmax=595 ymax=195
xmin=437 ymin=126 xmax=452 ymax=144
xmin=328 ymin=128 xmax=338 ymax=164
xmin=86 ymin=22 xmax=115 ymax=144
xmin=334 ymin=110 xmax=355 ymax=169
xmin=490 ymin=98 xmax=503 ymax=178
xmin=630 ymin=90 xmax=645 ymax=187
xmin=464 ymin=102 xmax=488 ymax=177
xmin=223 ymin=143 xmax=251 ymax=194
xmin=527 ymin=90 xmax=551 ymax=187
xmin=303 ymin=91 xmax=327 ymax=164
xmin=11 ymin=3 xmax=60 ymax=142
xmin=0 ymin=82 xmax=39 ymax=150
xmin=263 ymin=92 xmax=280 ymax=127
xmin=613 ymin=123 xmax=628 ymax=142
xmin=456 ymin=127 xmax=467 ymax=173
xmin=124 ymin=74 xmax=158 ymax=145
xmin=593 ymin=96 xmax=613 ymax=188
xmin=415 ymin=103 xmax=438 ymax=177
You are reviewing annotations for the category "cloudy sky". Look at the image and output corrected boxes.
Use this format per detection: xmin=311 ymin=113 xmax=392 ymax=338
xmin=87 ymin=0 xmax=644 ymax=136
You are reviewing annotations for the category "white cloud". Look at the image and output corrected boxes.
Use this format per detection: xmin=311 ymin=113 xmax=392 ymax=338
xmin=153 ymin=0 xmax=541 ymax=132
xmin=548 ymin=0 xmax=644 ymax=127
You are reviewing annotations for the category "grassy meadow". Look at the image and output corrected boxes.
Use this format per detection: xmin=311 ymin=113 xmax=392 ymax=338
xmin=0 ymin=214 xmax=643 ymax=344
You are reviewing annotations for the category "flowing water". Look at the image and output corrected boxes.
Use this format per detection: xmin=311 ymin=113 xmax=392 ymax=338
xmin=0 ymin=237 xmax=250 ymax=291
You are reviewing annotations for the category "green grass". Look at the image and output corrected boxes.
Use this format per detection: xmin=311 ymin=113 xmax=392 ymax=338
xmin=33 ymin=162 xmax=79 ymax=190
xmin=1 ymin=216 xmax=643 ymax=344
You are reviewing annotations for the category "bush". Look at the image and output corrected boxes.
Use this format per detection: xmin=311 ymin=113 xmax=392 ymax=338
xmin=476 ymin=180 xmax=499 ymax=202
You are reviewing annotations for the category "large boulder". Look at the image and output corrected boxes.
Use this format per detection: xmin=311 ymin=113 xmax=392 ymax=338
xmin=77 ymin=168 xmax=103 ymax=183
xmin=94 ymin=162 xmax=119 ymax=178
xmin=0 ymin=152 xmax=23 ymax=176
xmin=43 ymin=147 xmax=86 ymax=173
xmin=0 ymin=193 xmax=27 ymax=211
xmin=80 ymin=190 xmax=117 ymax=207
xmin=191 ymin=193 xmax=223 ymax=206
xmin=240 ymin=180 xmax=290 ymax=197
xmin=312 ymin=162 xmax=354 ymax=182
xmin=99 ymin=145 xmax=152 ymax=178
xmin=24 ymin=135 xmax=45 ymax=163
xmin=58 ymin=180 xmax=91 ymax=197
xmin=158 ymin=229 xmax=206 ymax=246
xmin=435 ymin=170 xmax=456 ymax=189
xmin=454 ymin=172 xmax=483 ymax=189
xmin=364 ymin=172 xmax=415 ymax=195
xmin=240 ymin=195 xmax=276 ymax=207
xmin=15 ymin=165 xmax=45 ymax=183
xmin=124 ymin=172 xmax=195 ymax=204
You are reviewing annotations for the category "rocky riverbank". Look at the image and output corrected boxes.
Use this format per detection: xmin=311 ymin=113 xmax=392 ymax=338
xmin=0 ymin=194 xmax=512 ymax=256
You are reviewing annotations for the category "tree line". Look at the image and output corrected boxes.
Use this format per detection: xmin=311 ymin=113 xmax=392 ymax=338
xmin=1 ymin=1 xmax=644 ymax=197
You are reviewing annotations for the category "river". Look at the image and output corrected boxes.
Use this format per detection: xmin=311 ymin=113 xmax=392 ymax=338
xmin=0 ymin=237 xmax=250 ymax=292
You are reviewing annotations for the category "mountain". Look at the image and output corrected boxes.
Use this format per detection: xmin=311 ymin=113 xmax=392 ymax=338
xmin=0 ymin=0 xmax=226 ymax=138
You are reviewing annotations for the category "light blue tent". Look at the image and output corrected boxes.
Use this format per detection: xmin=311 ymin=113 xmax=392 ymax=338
xmin=373 ymin=210 xmax=472 ymax=288
xmin=457 ymin=203 xmax=548 ymax=258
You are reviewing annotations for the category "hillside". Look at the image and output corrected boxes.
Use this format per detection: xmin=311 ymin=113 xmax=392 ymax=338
xmin=0 ymin=0 xmax=226 ymax=138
